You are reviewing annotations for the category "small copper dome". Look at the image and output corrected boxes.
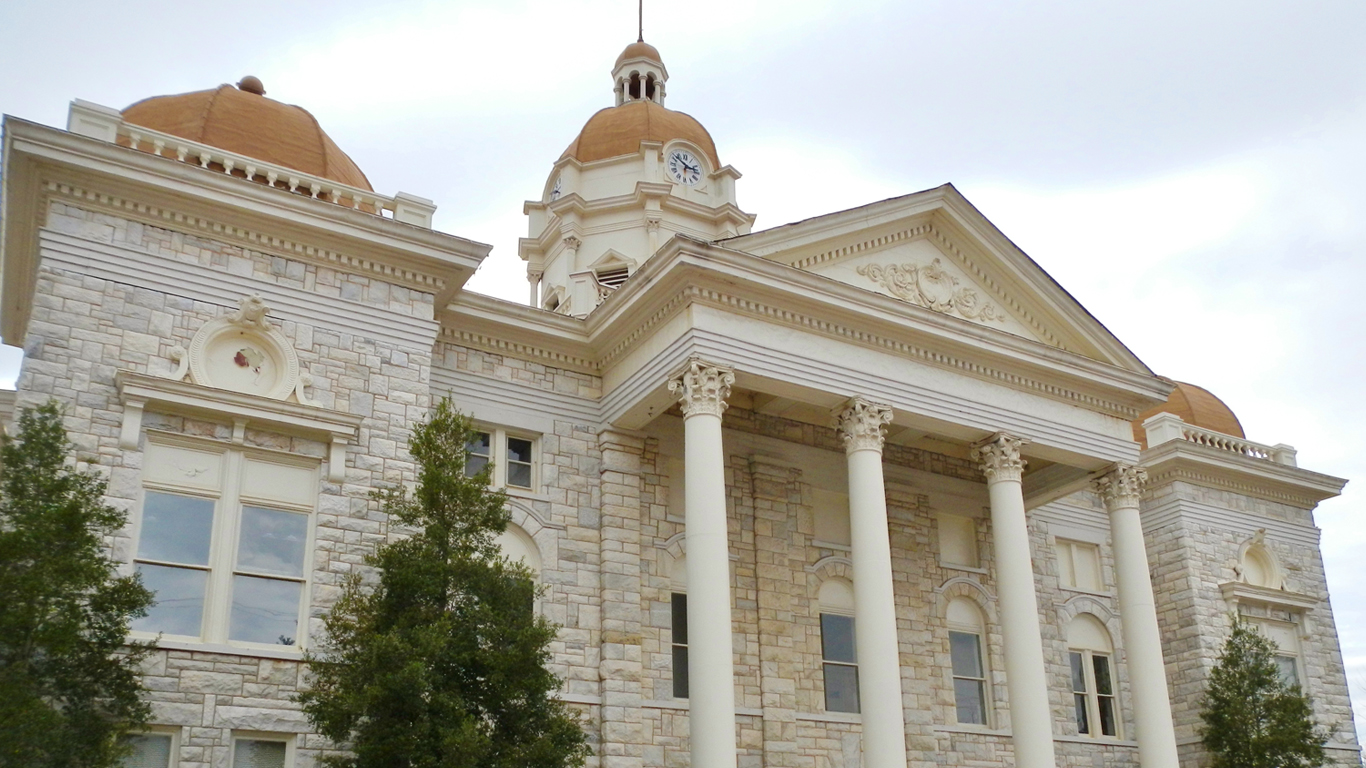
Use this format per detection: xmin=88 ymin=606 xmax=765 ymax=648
xmin=121 ymin=80 xmax=372 ymax=191
xmin=561 ymin=99 xmax=720 ymax=168
xmin=615 ymin=40 xmax=663 ymax=69
xmin=1133 ymin=380 xmax=1245 ymax=447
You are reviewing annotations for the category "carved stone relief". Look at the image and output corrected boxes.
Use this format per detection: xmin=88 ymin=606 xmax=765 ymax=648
xmin=857 ymin=258 xmax=1005 ymax=323
xmin=160 ymin=294 xmax=316 ymax=404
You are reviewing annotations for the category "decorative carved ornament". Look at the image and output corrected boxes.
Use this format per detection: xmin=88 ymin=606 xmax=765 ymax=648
xmin=668 ymin=358 xmax=734 ymax=419
xmin=161 ymin=294 xmax=315 ymax=405
xmin=834 ymin=397 xmax=893 ymax=453
xmin=1093 ymin=464 xmax=1147 ymax=509
xmin=970 ymin=432 xmax=1029 ymax=483
xmin=857 ymin=258 xmax=1005 ymax=323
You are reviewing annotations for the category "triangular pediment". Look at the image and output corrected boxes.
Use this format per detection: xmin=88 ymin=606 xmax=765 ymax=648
xmin=721 ymin=184 xmax=1151 ymax=373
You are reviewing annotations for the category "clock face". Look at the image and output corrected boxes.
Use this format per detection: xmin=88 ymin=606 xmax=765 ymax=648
xmin=549 ymin=176 xmax=562 ymax=201
xmin=667 ymin=149 xmax=702 ymax=186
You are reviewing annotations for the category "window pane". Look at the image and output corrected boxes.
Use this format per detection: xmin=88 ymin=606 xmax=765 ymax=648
xmin=506 ymin=461 xmax=532 ymax=489
xmin=1069 ymin=652 xmax=1088 ymax=692
xmin=953 ymin=678 xmax=986 ymax=725
xmin=134 ymin=563 xmax=206 ymax=637
xmin=821 ymin=614 xmax=856 ymax=663
xmin=1275 ymin=655 xmax=1299 ymax=687
xmin=949 ymin=631 xmax=983 ymax=678
xmin=1074 ymin=693 xmax=1090 ymax=734
xmin=121 ymin=733 xmax=172 ymax=768
xmin=824 ymin=662 xmax=860 ymax=713
xmin=1092 ymin=655 xmax=1113 ymax=695
xmin=1098 ymin=695 xmax=1118 ymax=736
xmin=671 ymin=593 xmax=688 ymax=645
xmin=229 ymin=575 xmax=302 ymax=645
xmin=237 ymin=506 xmax=308 ymax=578
xmin=506 ymin=437 xmax=533 ymax=464
xmin=138 ymin=492 xmax=215 ymax=565
xmin=465 ymin=432 xmax=490 ymax=477
xmin=233 ymin=739 xmax=286 ymax=768
xmin=672 ymin=644 xmax=689 ymax=698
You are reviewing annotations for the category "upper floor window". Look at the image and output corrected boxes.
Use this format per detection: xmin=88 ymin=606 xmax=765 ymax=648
xmin=819 ymin=578 xmax=858 ymax=713
xmin=1067 ymin=614 xmax=1119 ymax=738
xmin=946 ymin=597 xmax=990 ymax=726
xmin=130 ymin=437 xmax=318 ymax=649
xmin=231 ymin=733 xmax=294 ymax=768
xmin=937 ymin=513 xmax=979 ymax=569
xmin=1056 ymin=539 xmax=1104 ymax=592
xmin=465 ymin=428 xmax=537 ymax=491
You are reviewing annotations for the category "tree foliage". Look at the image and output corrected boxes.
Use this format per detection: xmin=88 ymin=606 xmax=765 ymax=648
xmin=0 ymin=401 xmax=154 ymax=768
xmin=298 ymin=399 xmax=590 ymax=768
xmin=1201 ymin=617 xmax=1328 ymax=768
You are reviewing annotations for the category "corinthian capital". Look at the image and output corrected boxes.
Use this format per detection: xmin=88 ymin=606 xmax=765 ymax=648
xmin=971 ymin=432 xmax=1029 ymax=483
xmin=668 ymin=358 xmax=735 ymax=419
xmin=1093 ymin=464 xmax=1147 ymax=510
xmin=835 ymin=397 xmax=894 ymax=454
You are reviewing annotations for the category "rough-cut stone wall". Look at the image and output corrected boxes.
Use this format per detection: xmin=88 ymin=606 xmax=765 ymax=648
xmin=1143 ymin=480 xmax=1360 ymax=767
xmin=20 ymin=204 xmax=439 ymax=767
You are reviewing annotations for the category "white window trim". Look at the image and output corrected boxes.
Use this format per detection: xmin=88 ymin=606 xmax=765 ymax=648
xmin=230 ymin=731 xmax=296 ymax=768
xmin=1069 ymin=649 xmax=1122 ymax=740
xmin=945 ymin=622 xmax=992 ymax=728
xmin=128 ymin=432 xmax=319 ymax=652
xmin=122 ymin=726 xmax=181 ymax=768
xmin=469 ymin=425 xmax=541 ymax=494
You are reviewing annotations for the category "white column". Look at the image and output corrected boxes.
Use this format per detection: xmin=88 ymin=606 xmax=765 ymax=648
xmin=668 ymin=358 xmax=738 ymax=768
xmin=835 ymin=398 xmax=909 ymax=768
xmin=1095 ymin=465 xmax=1179 ymax=768
xmin=971 ymin=433 xmax=1057 ymax=768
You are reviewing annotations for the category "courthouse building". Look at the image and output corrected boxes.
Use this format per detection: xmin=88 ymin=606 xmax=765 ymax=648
xmin=0 ymin=39 xmax=1358 ymax=768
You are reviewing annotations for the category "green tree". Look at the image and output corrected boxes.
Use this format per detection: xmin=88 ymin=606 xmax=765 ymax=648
xmin=298 ymin=399 xmax=590 ymax=768
xmin=0 ymin=401 xmax=154 ymax=768
xmin=1201 ymin=617 xmax=1328 ymax=768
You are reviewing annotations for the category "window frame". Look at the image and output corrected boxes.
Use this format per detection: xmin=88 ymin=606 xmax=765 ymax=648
xmin=128 ymin=433 xmax=319 ymax=652
xmin=229 ymin=731 xmax=295 ymax=768
xmin=820 ymin=611 xmax=860 ymax=714
xmin=1055 ymin=538 xmax=1105 ymax=593
xmin=671 ymin=591 xmax=689 ymax=699
xmin=948 ymin=629 xmax=990 ymax=726
xmin=465 ymin=426 xmax=540 ymax=493
xmin=120 ymin=726 xmax=181 ymax=768
xmin=1069 ymin=649 xmax=1121 ymax=739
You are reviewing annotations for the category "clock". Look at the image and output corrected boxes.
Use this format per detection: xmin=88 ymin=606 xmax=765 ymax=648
xmin=667 ymin=149 xmax=702 ymax=186
xmin=549 ymin=176 xmax=562 ymax=201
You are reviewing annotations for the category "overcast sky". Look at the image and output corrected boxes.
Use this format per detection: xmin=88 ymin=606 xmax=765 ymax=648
xmin=4 ymin=0 xmax=1365 ymax=736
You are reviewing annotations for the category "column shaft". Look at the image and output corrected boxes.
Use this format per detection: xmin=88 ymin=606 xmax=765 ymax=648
xmin=837 ymin=399 xmax=908 ymax=768
xmin=1097 ymin=467 xmax=1180 ymax=768
xmin=670 ymin=360 xmax=738 ymax=768
xmin=973 ymin=433 xmax=1057 ymax=768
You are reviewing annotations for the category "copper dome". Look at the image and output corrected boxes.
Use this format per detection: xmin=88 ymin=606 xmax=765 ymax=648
xmin=1133 ymin=380 xmax=1245 ymax=447
xmin=561 ymin=99 xmax=721 ymax=168
xmin=615 ymin=40 xmax=663 ymax=69
xmin=121 ymin=80 xmax=372 ymax=191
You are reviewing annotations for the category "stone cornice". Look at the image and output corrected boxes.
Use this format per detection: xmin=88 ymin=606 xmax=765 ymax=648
xmin=1141 ymin=438 xmax=1345 ymax=509
xmin=2 ymin=117 xmax=489 ymax=342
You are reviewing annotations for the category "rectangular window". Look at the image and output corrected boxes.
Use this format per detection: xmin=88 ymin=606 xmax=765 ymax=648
xmin=131 ymin=438 xmax=317 ymax=649
xmin=464 ymin=428 xmax=538 ymax=492
xmin=1071 ymin=651 xmax=1118 ymax=737
xmin=937 ymin=514 xmax=979 ymax=568
xmin=231 ymin=735 xmax=292 ymax=768
xmin=672 ymin=592 xmax=689 ymax=699
xmin=821 ymin=613 xmax=859 ymax=713
xmin=1056 ymin=540 xmax=1104 ymax=592
xmin=949 ymin=630 xmax=987 ymax=725
xmin=1275 ymin=654 xmax=1300 ymax=688
xmin=121 ymin=732 xmax=176 ymax=768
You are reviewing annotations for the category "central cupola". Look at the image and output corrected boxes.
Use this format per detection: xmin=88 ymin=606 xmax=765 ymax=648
xmin=521 ymin=40 xmax=755 ymax=316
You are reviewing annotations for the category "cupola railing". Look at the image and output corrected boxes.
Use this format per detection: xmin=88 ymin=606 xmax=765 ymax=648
xmin=66 ymin=100 xmax=436 ymax=228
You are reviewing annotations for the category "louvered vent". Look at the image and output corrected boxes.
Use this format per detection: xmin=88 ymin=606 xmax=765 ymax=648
xmin=596 ymin=266 xmax=630 ymax=289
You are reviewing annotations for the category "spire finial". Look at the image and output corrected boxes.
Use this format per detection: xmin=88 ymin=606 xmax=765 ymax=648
xmin=638 ymin=0 xmax=644 ymax=42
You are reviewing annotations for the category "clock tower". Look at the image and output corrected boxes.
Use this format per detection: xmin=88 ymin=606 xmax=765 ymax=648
xmin=520 ymin=40 xmax=755 ymax=316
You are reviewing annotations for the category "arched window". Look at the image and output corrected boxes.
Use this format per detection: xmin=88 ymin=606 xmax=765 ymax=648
xmin=819 ymin=578 xmax=858 ymax=713
xmin=496 ymin=523 xmax=541 ymax=577
xmin=1067 ymin=614 xmax=1119 ymax=738
xmin=946 ymin=597 xmax=990 ymax=726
